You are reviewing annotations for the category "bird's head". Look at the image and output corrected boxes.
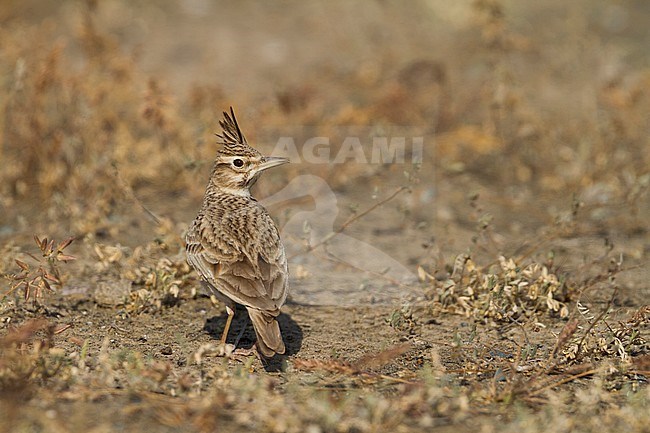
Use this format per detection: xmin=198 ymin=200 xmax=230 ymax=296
xmin=209 ymin=108 xmax=289 ymax=195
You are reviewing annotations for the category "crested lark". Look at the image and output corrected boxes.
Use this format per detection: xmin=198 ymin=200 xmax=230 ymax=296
xmin=185 ymin=108 xmax=289 ymax=357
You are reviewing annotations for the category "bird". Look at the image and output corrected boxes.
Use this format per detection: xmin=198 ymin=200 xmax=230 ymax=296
xmin=185 ymin=107 xmax=289 ymax=357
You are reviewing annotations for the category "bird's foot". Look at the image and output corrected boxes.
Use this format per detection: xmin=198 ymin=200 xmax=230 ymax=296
xmin=214 ymin=342 xmax=235 ymax=357
xmin=231 ymin=346 xmax=259 ymax=360
xmin=210 ymin=343 xmax=255 ymax=359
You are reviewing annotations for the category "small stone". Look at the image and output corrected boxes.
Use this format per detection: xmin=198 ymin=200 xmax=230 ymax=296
xmin=161 ymin=346 xmax=173 ymax=355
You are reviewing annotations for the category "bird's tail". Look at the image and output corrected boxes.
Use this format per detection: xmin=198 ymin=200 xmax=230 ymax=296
xmin=247 ymin=308 xmax=285 ymax=357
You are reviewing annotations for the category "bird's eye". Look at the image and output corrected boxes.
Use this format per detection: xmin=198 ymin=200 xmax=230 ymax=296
xmin=233 ymin=159 xmax=244 ymax=168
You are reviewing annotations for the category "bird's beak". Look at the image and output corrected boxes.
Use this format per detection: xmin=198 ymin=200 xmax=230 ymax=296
xmin=257 ymin=156 xmax=290 ymax=172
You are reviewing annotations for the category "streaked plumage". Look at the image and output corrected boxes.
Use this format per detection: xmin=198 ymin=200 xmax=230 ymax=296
xmin=185 ymin=108 xmax=289 ymax=357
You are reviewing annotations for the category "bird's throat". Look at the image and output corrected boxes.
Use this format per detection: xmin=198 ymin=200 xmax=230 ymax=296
xmin=217 ymin=186 xmax=251 ymax=197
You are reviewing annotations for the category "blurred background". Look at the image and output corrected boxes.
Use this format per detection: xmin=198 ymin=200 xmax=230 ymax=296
xmin=1 ymin=0 xmax=648 ymax=304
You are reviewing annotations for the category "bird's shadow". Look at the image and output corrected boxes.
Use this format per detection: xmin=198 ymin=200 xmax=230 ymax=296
xmin=203 ymin=304 xmax=303 ymax=372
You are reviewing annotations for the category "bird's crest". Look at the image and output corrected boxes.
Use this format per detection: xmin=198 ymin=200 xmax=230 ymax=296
xmin=216 ymin=107 xmax=259 ymax=157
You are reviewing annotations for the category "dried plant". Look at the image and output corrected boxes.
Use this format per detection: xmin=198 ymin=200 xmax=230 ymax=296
xmin=422 ymin=254 xmax=569 ymax=322
xmin=3 ymin=235 xmax=75 ymax=303
xmin=0 ymin=319 xmax=66 ymax=396
xmin=562 ymin=304 xmax=649 ymax=365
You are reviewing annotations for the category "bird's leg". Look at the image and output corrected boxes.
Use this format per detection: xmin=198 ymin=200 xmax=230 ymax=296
xmin=220 ymin=308 xmax=257 ymax=360
xmin=231 ymin=314 xmax=248 ymax=349
xmin=220 ymin=305 xmax=235 ymax=346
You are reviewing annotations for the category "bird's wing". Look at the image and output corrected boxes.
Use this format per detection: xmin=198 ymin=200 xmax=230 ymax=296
xmin=185 ymin=204 xmax=288 ymax=312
